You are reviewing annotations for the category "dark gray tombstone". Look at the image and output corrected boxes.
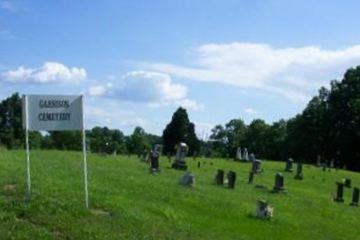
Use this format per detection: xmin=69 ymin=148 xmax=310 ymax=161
xmin=197 ymin=161 xmax=201 ymax=169
xmin=284 ymin=158 xmax=294 ymax=172
xmin=344 ymin=178 xmax=352 ymax=188
xmin=273 ymin=173 xmax=285 ymax=192
xmin=350 ymin=188 xmax=359 ymax=206
xmin=334 ymin=182 xmax=344 ymax=202
xmin=215 ymin=169 xmax=224 ymax=185
xmin=248 ymin=171 xmax=254 ymax=184
xmin=179 ymin=172 xmax=195 ymax=187
xmin=172 ymin=142 xmax=188 ymax=170
xmin=294 ymin=162 xmax=303 ymax=180
xmin=252 ymin=159 xmax=262 ymax=174
xmin=149 ymin=150 xmax=160 ymax=173
xmin=227 ymin=171 xmax=237 ymax=189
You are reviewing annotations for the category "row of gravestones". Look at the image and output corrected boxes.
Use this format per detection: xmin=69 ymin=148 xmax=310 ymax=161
xmin=284 ymin=158 xmax=304 ymax=180
xmin=143 ymin=143 xmax=360 ymax=207
xmin=334 ymin=179 xmax=359 ymax=206
xmin=235 ymin=147 xmax=258 ymax=162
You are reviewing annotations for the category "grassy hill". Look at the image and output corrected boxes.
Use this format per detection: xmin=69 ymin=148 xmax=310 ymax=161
xmin=0 ymin=149 xmax=359 ymax=240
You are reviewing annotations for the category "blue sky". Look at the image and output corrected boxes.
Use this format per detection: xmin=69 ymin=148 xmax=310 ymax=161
xmin=1 ymin=0 xmax=360 ymax=137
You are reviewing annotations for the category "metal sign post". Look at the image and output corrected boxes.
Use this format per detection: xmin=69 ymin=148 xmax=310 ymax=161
xmin=81 ymin=95 xmax=89 ymax=208
xmin=24 ymin=95 xmax=31 ymax=201
xmin=22 ymin=94 xmax=89 ymax=208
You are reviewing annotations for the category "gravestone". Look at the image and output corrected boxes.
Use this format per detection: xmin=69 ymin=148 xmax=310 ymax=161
xmin=179 ymin=172 xmax=195 ymax=187
xmin=172 ymin=142 xmax=188 ymax=170
xmin=243 ymin=148 xmax=249 ymax=162
xmin=273 ymin=173 xmax=285 ymax=192
xmin=294 ymin=162 xmax=303 ymax=180
xmin=149 ymin=146 xmax=160 ymax=173
xmin=252 ymin=159 xmax=262 ymax=174
xmin=328 ymin=159 xmax=334 ymax=172
xmin=350 ymin=188 xmax=359 ymax=206
xmin=236 ymin=147 xmax=242 ymax=161
xmin=197 ymin=161 xmax=201 ymax=169
xmin=215 ymin=169 xmax=224 ymax=185
xmin=249 ymin=153 xmax=256 ymax=162
xmin=344 ymin=178 xmax=352 ymax=188
xmin=334 ymin=182 xmax=344 ymax=202
xmin=248 ymin=171 xmax=254 ymax=184
xmin=284 ymin=158 xmax=294 ymax=172
xmin=227 ymin=171 xmax=237 ymax=189
xmin=256 ymin=199 xmax=274 ymax=219
xmin=316 ymin=155 xmax=321 ymax=167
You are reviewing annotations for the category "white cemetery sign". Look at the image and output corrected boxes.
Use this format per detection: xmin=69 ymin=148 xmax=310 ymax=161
xmin=22 ymin=95 xmax=89 ymax=208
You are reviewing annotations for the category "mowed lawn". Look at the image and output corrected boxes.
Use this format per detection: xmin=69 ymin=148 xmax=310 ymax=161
xmin=0 ymin=149 xmax=359 ymax=240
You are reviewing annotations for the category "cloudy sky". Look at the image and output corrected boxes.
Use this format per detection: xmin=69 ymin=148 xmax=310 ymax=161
xmin=1 ymin=0 xmax=360 ymax=137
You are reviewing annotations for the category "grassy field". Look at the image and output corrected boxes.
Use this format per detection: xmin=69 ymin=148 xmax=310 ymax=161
xmin=0 ymin=149 xmax=359 ymax=240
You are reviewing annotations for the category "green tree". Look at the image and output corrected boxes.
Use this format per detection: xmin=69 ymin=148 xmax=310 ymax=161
xmin=162 ymin=107 xmax=200 ymax=155
xmin=0 ymin=93 xmax=25 ymax=149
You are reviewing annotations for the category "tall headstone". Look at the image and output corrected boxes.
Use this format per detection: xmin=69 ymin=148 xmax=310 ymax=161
xmin=172 ymin=142 xmax=188 ymax=170
xmin=227 ymin=171 xmax=237 ymax=189
xmin=149 ymin=146 xmax=160 ymax=173
xmin=243 ymin=148 xmax=249 ymax=162
xmin=252 ymin=159 xmax=262 ymax=174
xmin=284 ymin=158 xmax=294 ymax=172
xmin=350 ymin=188 xmax=359 ymax=207
xmin=334 ymin=182 xmax=344 ymax=202
xmin=236 ymin=147 xmax=242 ymax=161
xmin=273 ymin=173 xmax=285 ymax=192
xmin=215 ymin=169 xmax=224 ymax=185
xmin=294 ymin=162 xmax=303 ymax=180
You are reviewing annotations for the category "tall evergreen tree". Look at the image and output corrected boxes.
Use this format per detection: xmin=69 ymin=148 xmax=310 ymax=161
xmin=162 ymin=107 xmax=199 ymax=155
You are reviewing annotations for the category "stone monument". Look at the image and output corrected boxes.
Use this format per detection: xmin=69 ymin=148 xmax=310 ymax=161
xmin=172 ymin=142 xmax=188 ymax=170
xmin=215 ymin=169 xmax=224 ymax=185
xmin=294 ymin=162 xmax=303 ymax=180
xmin=350 ymin=187 xmax=359 ymax=207
xmin=273 ymin=173 xmax=285 ymax=192
xmin=334 ymin=182 xmax=345 ymax=202
xmin=236 ymin=147 xmax=242 ymax=161
xmin=149 ymin=146 xmax=160 ymax=173
xmin=179 ymin=172 xmax=195 ymax=187
xmin=252 ymin=158 xmax=262 ymax=174
xmin=284 ymin=158 xmax=294 ymax=172
xmin=227 ymin=171 xmax=237 ymax=189
xmin=243 ymin=148 xmax=249 ymax=162
xmin=256 ymin=199 xmax=274 ymax=219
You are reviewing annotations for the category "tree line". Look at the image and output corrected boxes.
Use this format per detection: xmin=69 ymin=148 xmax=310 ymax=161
xmin=0 ymin=66 xmax=359 ymax=171
xmin=209 ymin=66 xmax=360 ymax=171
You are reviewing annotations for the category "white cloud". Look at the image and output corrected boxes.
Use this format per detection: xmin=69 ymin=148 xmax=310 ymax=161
xmin=88 ymin=70 xmax=203 ymax=111
xmin=149 ymin=43 xmax=360 ymax=102
xmin=1 ymin=62 xmax=87 ymax=84
xmin=0 ymin=1 xmax=17 ymax=12
xmin=244 ymin=108 xmax=257 ymax=115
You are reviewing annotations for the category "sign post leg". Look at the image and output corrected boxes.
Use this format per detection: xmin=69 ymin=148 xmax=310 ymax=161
xmin=25 ymin=95 xmax=31 ymax=201
xmin=81 ymin=96 xmax=89 ymax=208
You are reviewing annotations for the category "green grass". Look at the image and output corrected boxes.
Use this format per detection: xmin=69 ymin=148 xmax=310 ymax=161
xmin=0 ymin=149 xmax=359 ymax=239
